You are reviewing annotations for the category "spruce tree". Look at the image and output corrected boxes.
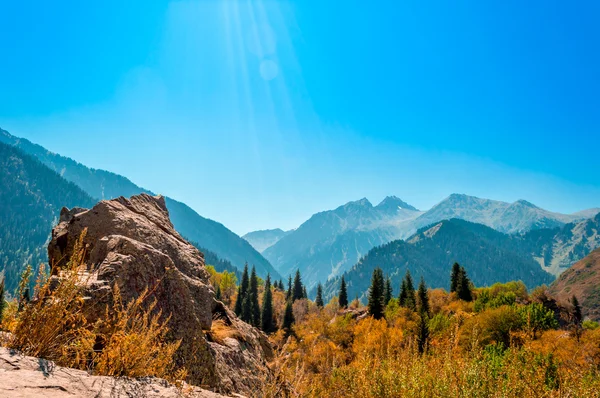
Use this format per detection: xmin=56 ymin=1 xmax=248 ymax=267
xmin=235 ymin=263 xmax=250 ymax=316
xmin=571 ymin=295 xmax=583 ymax=341
xmin=338 ymin=276 xmax=348 ymax=308
xmin=241 ymin=294 xmax=252 ymax=324
xmin=399 ymin=270 xmax=416 ymax=311
xmin=293 ymin=270 xmax=304 ymax=302
xmin=315 ymin=283 xmax=324 ymax=308
xmin=450 ymin=262 xmax=461 ymax=293
xmin=417 ymin=277 xmax=430 ymax=316
xmin=250 ymin=266 xmax=260 ymax=327
xmin=302 ymin=286 xmax=308 ymax=299
xmin=368 ymin=268 xmax=385 ymax=319
xmin=286 ymin=276 xmax=293 ymax=301
xmin=282 ymin=300 xmax=295 ymax=334
xmin=261 ymin=274 xmax=276 ymax=334
xmin=215 ymin=284 xmax=222 ymax=300
xmin=417 ymin=313 xmax=429 ymax=354
xmin=384 ymin=277 xmax=392 ymax=306
xmin=456 ymin=266 xmax=473 ymax=302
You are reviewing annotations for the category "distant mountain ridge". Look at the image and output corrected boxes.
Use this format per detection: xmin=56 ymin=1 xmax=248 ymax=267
xmin=0 ymin=128 xmax=280 ymax=280
xmin=263 ymin=196 xmax=424 ymax=289
xmin=0 ymin=142 xmax=95 ymax=291
xmin=264 ymin=192 xmax=598 ymax=288
xmin=242 ymin=228 xmax=291 ymax=253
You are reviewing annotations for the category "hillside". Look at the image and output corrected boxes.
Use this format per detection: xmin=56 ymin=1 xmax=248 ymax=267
xmin=0 ymin=128 xmax=279 ymax=279
xmin=242 ymin=228 xmax=291 ymax=252
xmin=549 ymin=248 xmax=600 ymax=321
xmin=0 ymin=142 xmax=95 ymax=291
xmin=264 ymin=196 xmax=423 ymax=289
xmin=321 ymin=218 xmax=555 ymax=301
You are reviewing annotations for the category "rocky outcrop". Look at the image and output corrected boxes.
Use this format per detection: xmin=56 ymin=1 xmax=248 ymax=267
xmin=47 ymin=194 xmax=272 ymax=395
xmin=0 ymin=347 xmax=234 ymax=398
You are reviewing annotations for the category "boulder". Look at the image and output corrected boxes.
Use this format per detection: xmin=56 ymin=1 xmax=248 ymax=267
xmin=47 ymin=194 xmax=272 ymax=395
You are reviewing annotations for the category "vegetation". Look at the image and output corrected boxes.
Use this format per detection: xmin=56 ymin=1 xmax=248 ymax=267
xmin=339 ymin=276 xmax=348 ymax=308
xmin=261 ymin=264 xmax=599 ymax=397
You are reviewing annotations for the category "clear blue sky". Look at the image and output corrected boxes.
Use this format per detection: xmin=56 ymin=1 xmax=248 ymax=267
xmin=1 ymin=1 xmax=599 ymax=235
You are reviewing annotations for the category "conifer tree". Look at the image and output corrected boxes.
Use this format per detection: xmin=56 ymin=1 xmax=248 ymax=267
xmin=282 ymin=300 xmax=295 ymax=334
xmin=235 ymin=263 xmax=250 ymax=316
xmin=450 ymin=262 xmax=461 ymax=293
xmin=215 ymin=284 xmax=222 ymax=300
xmin=250 ymin=266 xmax=260 ymax=327
xmin=456 ymin=266 xmax=473 ymax=302
xmin=241 ymin=294 xmax=252 ymax=324
xmin=571 ymin=295 xmax=583 ymax=341
xmin=368 ymin=268 xmax=385 ymax=319
xmin=286 ymin=276 xmax=293 ymax=300
xmin=315 ymin=283 xmax=324 ymax=308
xmin=417 ymin=277 xmax=430 ymax=316
xmin=261 ymin=274 xmax=276 ymax=334
xmin=399 ymin=270 xmax=416 ymax=311
xmin=302 ymin=286 xmax=308 ymax=299
xmin=293 ymin=269 xmax=304 ymax=302
xmin=338 ymin=276 xmax=348 ymax=308
xmin=384 ymin=277 xmax=392 ymax=306
xmin=417 ymin=313 xmax=429 ymax=354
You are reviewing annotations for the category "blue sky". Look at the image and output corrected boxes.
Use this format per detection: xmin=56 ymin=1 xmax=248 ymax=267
xmin=1 ymin=1 xmax=599 ymax=235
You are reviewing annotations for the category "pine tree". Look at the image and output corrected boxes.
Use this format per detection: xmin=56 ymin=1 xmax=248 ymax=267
xmin=417 ymin=313 xmax=429 ymax=354
xmin=282 ymin=300 xmax=295 ymax=334
xmin=368 ymin=268 xmax=385 ymax=319
xmin=241 ymin=294 xmax=252 ymax=324
xmin=450 ymin=262 xmax=461 ymax=293
xmin=302 ymin=286 xmax=308 ymax=299
xmin=286 ymin=276 xmax=293 ymax=301
xmin=417 ymin=277 xmax=430 ymax=316
xmin=293 ymin=269 xmax=304 ymax=302
xmin=399 ymin=270 xmax=416 ymax=311
xmin=250 ymin=266 xmax=260 ymax=327
xmin=215 ymin=284 xmax=222 ymax=300
xmin=338 ymin=276 xmax=348 ymax=308
xmin=261 ymin=274 xmax=276 ymax=334
xmin=315 ymin=283 xmax=324 ymax=308
xmin=235 ymin=263 xmax=250 ymax=316
xmin=456 ymin=266 xmax=473 ymax=302
xmin=384 ymin=277 xmax=392 ymax=306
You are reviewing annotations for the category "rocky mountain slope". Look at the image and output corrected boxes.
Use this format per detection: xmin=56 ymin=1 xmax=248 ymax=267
xmin=548 ymin=248 xmax=600 ymax=321
xmin=242 ymin=228 xmax=291 ymax=253
xmin=0 ymin=128 xmax=278 ymax=279
xmin=0 ymin=142 xmax=95 ymax=292
xmin=321 ymin=218 xmax=555 ymax=301
xmin=48 ymin=193 xmax=272 ymax=394
xmin=263 ymin=196 xmax=423 ymax=289
xmin=414 ymin=193 xmax=592 ymax=234
xmin=0 ymin=348 xmax=229 ymax=398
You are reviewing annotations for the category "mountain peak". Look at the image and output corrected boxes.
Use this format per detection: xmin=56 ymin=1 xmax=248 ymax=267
xmin=376 ymin=196 xmax=418 ymax=212
xmin=513 ymin=199 xmax=539 ymax=209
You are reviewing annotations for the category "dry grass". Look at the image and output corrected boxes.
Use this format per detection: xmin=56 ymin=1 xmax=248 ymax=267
xmin=5 ymin=229 xmax=185 ymax=382
xmin=206 ymin=319 xmax=244 ymax=346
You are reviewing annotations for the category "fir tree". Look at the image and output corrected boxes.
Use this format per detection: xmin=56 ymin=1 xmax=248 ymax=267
xmin=450 ymin=262 xmax=461 ymax=293
xmin=368 ymin=268 xmax=385 ymax=319
xmin=417 ymin=313 xmax=429 ymax=354
xmin=241 ymin=294 xmax=252 ymax=324
xmin=286 ymin=276 xmax=293 ymax=300
xmin=384 ymin=277 xmax=392 ymax=306
xmin=293 ymin=269 xmax=304 ymax=302
xmin=250 ymin=266 xmax=260 ymax=327
xmin=235 ymin=263 xmax=250 ymax=316
xmin=261 ymin=274 xmax=276 ymax=334
xmin=399 ymin=270 xmax=416 ymax=311
xmin=282 ymin=300 xmax=295 ymax=334
xmin=456 ymin=266 xmax=473 ymax=302
xmin=315 ymin=283 xmax=324 ymax=308
xmin=338 ymin=276 xmax=348 ymax=308
xmin=215 ymin=284 xmax=222 ymax=300
xmin=417 ymin=277 xmax=430 ymax=316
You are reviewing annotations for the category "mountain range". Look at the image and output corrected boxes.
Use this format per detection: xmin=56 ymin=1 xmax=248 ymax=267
xmin=0 ymin=128 xmax=280 ymax=284
xmin=242 ymin=228 xmax=291 ymax=253
xmin=255 ymin=193 xmax=598 ymax=289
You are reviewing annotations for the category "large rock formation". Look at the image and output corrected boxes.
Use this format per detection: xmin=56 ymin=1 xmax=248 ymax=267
xmin=47 ymin=194 xmax=272 ymax=395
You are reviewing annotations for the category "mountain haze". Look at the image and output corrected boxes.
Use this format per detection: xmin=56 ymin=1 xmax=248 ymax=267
xmin=0 ymin=128 xmax=279 ymax=279
xmin=242 ymin=228 xmax=291 ymax=253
